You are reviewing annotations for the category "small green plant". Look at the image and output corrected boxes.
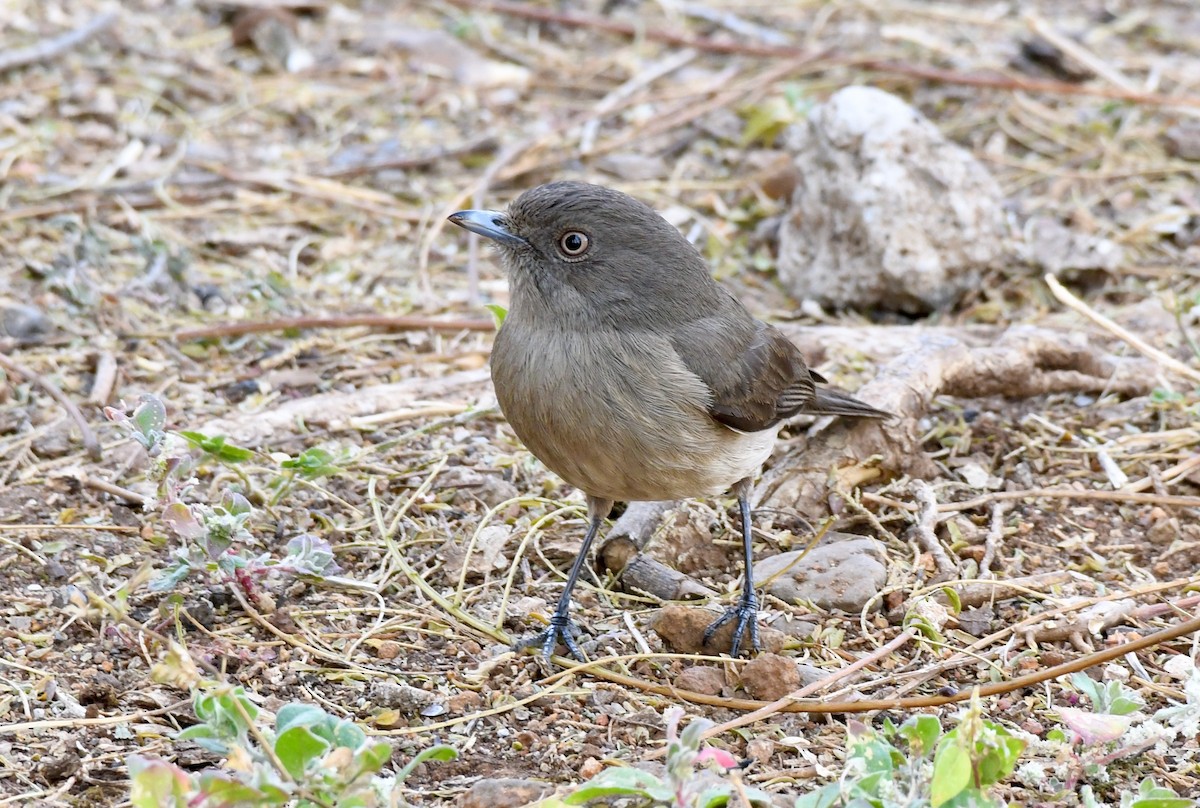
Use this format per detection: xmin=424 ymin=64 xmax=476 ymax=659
xmin=104 ymin=395 xmax=342 ymax=595
xmin=128 ymin=645 xmax=454 ymax=807
xmin=557 ymin=706 xmax=769 ymax=807
xmin=1015 ymin=667 xmax=1198 ymax=806
xmin=796 ymin=691 xmax=1024 ymax=808
xmin=271 ymin=446 xmax=345 ymax=505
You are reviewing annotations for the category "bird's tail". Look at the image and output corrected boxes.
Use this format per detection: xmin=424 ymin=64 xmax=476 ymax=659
xmin=807 ymin=388 xmax=891 ymax=420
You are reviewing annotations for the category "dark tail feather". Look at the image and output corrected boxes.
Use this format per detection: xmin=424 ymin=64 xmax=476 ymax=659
xmin=806 ymin=388 xmax=891 ymax=420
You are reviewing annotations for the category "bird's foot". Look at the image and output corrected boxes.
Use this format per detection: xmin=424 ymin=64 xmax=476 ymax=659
xmin=703 ymin=591 xmax=761 ymax=657
xmin=514 ymin=611 xmax=587 ymax=661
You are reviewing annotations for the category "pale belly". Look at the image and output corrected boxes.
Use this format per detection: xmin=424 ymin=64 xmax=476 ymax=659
xmin=491 ymin=324 xmax=776 ymax=502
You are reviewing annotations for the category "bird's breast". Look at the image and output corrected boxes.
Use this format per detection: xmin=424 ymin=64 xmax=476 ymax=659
xmin=490 ymin=322 xmax=775 ymax=502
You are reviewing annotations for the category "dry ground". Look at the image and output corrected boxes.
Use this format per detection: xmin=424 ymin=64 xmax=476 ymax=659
xmin=2 ymin=0 xmax=1200 ymax=805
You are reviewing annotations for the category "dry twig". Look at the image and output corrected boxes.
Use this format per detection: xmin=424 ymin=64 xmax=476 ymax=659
xmin=0 ymin=12 xmax=117 ymax=73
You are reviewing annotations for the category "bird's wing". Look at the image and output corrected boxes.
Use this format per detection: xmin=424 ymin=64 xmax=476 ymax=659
xmin=671 ymin=315 xmax=817 ymax=433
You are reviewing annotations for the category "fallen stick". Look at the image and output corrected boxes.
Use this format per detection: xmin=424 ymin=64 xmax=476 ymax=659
xmin=174 ymin=314 xmax=492 ymax=342
xmin=1045 ymin=274 xmax=1200 ymax=386
xmin=0 ymin=351 xmax=101 ymax=460
xmin=0 ymin=12 xmax=117 ymax=73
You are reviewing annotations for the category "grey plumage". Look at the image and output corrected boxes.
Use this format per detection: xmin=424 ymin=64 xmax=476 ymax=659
xmin=448 ymin=181 xmax=889 ymax=660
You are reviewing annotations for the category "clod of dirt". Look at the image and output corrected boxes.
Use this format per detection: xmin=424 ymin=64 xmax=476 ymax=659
xmin=753 ymin=537 xmax=888 ymax=613
xmin=38 ymin=752 xmax=81 ymax=783
xmin=78 ymin=673 xmax=121 ymax=707
xmin=447 ymin=690 xmax=483 ymax=714
xmin=745 ymin=738 xmax=775 ymax=766
xmin=1 ymin=304 xmax=51 ymax=343
xmin=674 ymin=665 xmax=726 ymax=696
xmin=647 ymin=506 xmax=730 ymax=576
xmin=738 ymin=653 xmax=802 ymax=701
xmin=651 ymin=605 xmax=786 ymax=655
xmin=1164 ymin=122 xmax=1200 ymax=161
xmin=457 ymin=778 xmax=552 ymax=808
xmin=777 ymin=86 xmax=1013 ymax=313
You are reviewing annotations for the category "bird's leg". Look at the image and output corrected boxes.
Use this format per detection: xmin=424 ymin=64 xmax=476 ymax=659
xmin=703 ymin=478 xmax=761 ymax=657
xmin=516 ymin=496 xmax=613 ymax=661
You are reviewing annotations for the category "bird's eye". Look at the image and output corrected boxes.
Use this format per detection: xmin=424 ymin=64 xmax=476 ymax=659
xmin=558 ymin=231 xmax=590 ymax=258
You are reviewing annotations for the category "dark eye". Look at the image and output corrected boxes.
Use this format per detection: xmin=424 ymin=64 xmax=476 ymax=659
xmin=558 ymin=231 xmax=590 ymax=257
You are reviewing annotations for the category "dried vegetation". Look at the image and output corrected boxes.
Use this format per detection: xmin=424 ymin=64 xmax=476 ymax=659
xmin=1 ymin=0 xmax=1200 ymax=805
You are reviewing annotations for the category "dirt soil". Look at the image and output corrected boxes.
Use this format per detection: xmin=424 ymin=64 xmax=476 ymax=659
xmin=2 ymin=0 xmax=1200 ymax=806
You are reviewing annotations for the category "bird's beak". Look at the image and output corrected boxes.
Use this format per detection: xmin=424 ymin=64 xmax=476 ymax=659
xmin=447 ymin=210 xmax=528 ymax=247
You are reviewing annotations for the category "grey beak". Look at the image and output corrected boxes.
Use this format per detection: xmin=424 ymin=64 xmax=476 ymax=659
xmin=448 ymin=210 xmax=528 ymax=247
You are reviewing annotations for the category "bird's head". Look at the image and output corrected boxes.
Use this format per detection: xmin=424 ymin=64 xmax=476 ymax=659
xmin=448 ymin=181 xmax=716 ymax=323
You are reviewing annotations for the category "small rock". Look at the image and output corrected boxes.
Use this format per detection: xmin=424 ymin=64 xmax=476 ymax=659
xmin=754 ymin=536 xmax=888 ymax=613
xmin=376 ymin=640 xmax=401 ymax=660
xmin=38 ymin=751 xmax=81 ymax=782
xmin=1 ymin=304 xmax=52 ymax=343
xmin=956 ymin=606 xmax=994 ymax=637
xmin=651 ymin=605 xmax=786 ymax=655
xmin=371 ymin=27 xmax=530 ymax=89
xmin=674 ymin=666 xmax=726 ymax=696
xmin=440 ymin=525 xmax=513 ymax=580
xmin=78 ymin=673 xmax=122 ymax=707
xmin=648 ymin=506 xmax=730 ymax=575
xmin=1164 ymin=122 xmax=1200 ymax=161
xmin=579 ymin=757 xmax=604 ymax=779
xmin=597 ymin=153 xmax=667 ymax=182
xmin=458 ymin=778 xmax=552 ymax=808
xmin=777 ymin=86 xmax=1012 ymax=313
xmin=745 ymin=738 xmax=775 ymax=765
xmin=739 ymin=653 xmax=801 ymax=701
xmin=768 ymin=615 xmax=818 ymax=639
xmin=448 ymin=690 xmax=483 ymax=714
xmin=1023 ymin=216 xmax=1123 ymax=277
xmin=30 ymin=422 xmax=74 ymax=458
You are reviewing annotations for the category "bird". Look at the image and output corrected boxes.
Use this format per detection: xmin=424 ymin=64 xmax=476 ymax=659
xmin=448 ymin=181 xmax=888 ymax=660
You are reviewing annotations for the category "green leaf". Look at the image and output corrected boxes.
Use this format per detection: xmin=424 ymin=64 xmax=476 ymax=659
xmin=897 ymin=715 xmax=942 ymax=758
xmin=275 ymin=725 xmax=331 ymax=779
xmin=696 ymin=785 xmax=733 ymax=808
xmin=331 ymin=719 xmax=367 ymax=750
xmin=941 ymin=585 xmax=962 ymax=614
xmin=974 ymin=729 xmax=1024 ymax=786
xmin=127 ymin=755 xmax=191 ymax=808
xmin=353 ymin=742 xmax=394 ymax=777
xmin=931 ymin=741 xmax=972 ymax=807
xmin=485 ymin=304 xmax=507 ymax=329
xmin=178 ymin=431 xmax=254 ymax=463
xmin=679 ymin=716 xmax=714 ymax=751
xmin=396 ymin=744 xmax=457 ymax=783
xmin=132 ymin=395 xmax=167 ymax=438
xmin=198 ymin=773 xmax=291 ymax=804
xmin=563 ymin=768 xmax=664 ymax=803
xmin=280 ymin=447 xmax=340 ymax=478
xmin=793 ymin=784 xmax=841 ymax=808
xmin=276 ymin=703 xmax=330 ymax=734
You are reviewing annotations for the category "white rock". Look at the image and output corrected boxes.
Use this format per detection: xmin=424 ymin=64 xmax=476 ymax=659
xmin=777 ymin=86 xmax=1013 ymax=313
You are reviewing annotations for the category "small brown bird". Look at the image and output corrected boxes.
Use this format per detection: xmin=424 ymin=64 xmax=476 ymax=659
xmin=449 ymin=182 xmax=887 ymax=659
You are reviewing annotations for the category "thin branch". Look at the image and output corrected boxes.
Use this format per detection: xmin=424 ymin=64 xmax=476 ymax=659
xmin=317 ymin=135 xmax=499 ymax=179
xmin=863 ymin=487 xmax=1200 ymax=512
xmin=173 ymin=314 xmax=492 ymax=342
xmin=0 ymin=12 xmax=117 ymax=73
xmin=1045 ymin=273 xmax=1200 ymax=386
xmin=446 ymin=0 xmax=1200 ymax=108
xmin=913 ymin=481 xmax=957 ymax=575
xmin=0 ymin=351 xmax=101 ymax=460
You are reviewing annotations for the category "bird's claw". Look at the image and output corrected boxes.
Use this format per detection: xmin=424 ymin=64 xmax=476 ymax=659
xmin=703 ymin=591 xmax=761 ymax=657
xmin=515 ymin=612 xmax=587 ymax=661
